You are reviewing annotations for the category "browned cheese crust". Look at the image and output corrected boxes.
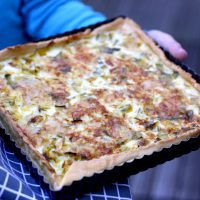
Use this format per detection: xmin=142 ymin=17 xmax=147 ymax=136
xmin=0 ymin=18 xmax=199 ymax=191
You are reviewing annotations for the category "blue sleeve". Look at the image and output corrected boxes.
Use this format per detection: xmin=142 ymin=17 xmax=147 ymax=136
xmin=21 ymin=0 xmax=106 ymax=40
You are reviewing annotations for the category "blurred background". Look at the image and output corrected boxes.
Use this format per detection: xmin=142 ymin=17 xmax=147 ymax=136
xmin=83 ymin=0 xmax=200 ymax=199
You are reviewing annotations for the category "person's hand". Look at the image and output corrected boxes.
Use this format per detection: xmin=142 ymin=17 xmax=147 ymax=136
xmin=147 ymin=30 xmax=188 ymax=61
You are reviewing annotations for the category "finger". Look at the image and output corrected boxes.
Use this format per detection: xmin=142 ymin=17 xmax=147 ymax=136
xmin=147 ymin=30 xmax=188 ymax=61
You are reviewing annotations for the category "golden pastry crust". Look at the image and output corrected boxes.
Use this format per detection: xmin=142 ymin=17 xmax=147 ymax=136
xmin=0 ymin=18 xmax=199 ymax=191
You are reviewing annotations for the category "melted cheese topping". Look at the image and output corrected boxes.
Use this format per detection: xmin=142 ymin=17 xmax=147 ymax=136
xmin=0 ymin=27 xmax=199 ymax=177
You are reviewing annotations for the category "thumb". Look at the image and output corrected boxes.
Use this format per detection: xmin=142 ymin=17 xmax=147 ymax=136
xmin=147 ymin=30 xmax=188 ymax=61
